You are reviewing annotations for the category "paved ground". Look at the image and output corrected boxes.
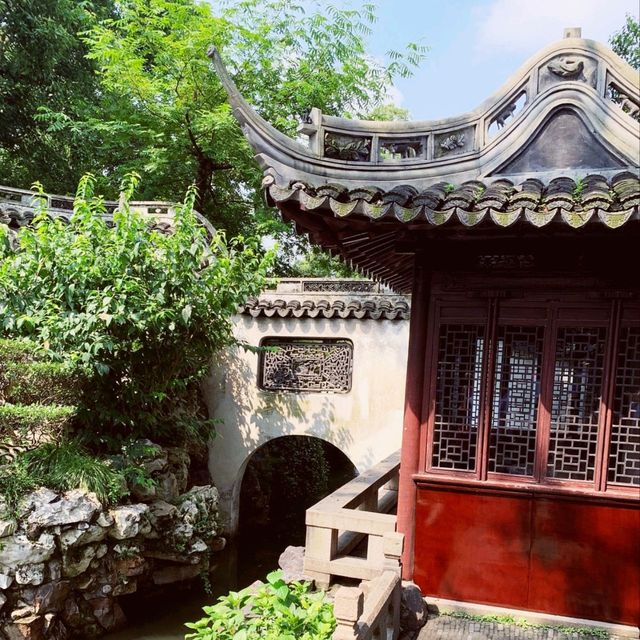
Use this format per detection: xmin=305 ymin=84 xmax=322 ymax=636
xmin=415 ymin=615 xmax=624 ymax=640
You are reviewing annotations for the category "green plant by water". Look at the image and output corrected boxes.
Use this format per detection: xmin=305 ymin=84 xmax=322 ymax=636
xmin=185 ymin=570 xmax=336 ymax=640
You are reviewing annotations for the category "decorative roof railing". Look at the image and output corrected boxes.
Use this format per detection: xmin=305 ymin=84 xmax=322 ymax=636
xmin=265 ymin=278 xmax=386 ymax=294
xmin=209 ymin=32 xmax=639 ymax=188
xmin=240 ymin=279 xmax=411 ymax=321
xmin=298 ymin=38 xmax=639 ymax=167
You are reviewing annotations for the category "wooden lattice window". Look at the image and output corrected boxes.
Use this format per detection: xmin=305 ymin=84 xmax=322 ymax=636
xmin=432 ymin=324 xmax=484 ymax=471
xmin=258 ymin=338 xmax=353 ymax=393
xmin=424 ymin=297 xmax=640 ymax=494
xmin=608 ymin=326 xmax=640 ymax=486
xmin=488 ymin=325 xmax=544 ymax=476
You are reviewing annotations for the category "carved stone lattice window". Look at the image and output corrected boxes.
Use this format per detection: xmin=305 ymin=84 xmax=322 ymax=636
xmin=302 ymin=280 xmax=376 ymax=293
xmin=379 ymin=137 xmax=425 ymax=161
xmin=324 ymin=132 xmax=371 ymax=162
xmin=259 ymin=338 xmax=353 ymax=393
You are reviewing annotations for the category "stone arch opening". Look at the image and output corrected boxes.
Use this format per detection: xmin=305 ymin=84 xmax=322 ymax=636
xmin=237 ymin=435 xmax=357 ymax=581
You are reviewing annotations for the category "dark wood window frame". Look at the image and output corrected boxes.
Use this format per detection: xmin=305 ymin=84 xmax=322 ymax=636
xmin=418 ymin=293 xmax=639 ymax=500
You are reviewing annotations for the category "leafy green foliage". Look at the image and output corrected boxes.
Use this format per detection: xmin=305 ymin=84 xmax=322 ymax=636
xmin=0 ymin=404 xmax=76 ymax=433
xmin=0 ymin=174 xmax=272 ymax=445
xmin=34 ymin=0 xmax=425 ymax=272
xmin=291 ymin=247 xmax=361 ymax=279
xmin=0 ymin=0 xmax=115 ymax=192
xmin=0 ymin=440 xmax=129 ymax=515
xmin=365 ymin=103 xmax=411 ymax=122
xmin=610 ymin=15 xmax=640 ymax=70
xmin=185 ymin=570 xmax=335 ymax=640
xmin=1 ymin=0 xmax=427 ymax=275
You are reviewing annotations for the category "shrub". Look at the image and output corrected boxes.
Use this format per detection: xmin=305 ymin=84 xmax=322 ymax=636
xmin=185 ymin=570 xmax=336 ymax=640
xmin=0 ymin=338 xmax=40 ymax=364
xmin=1 ymin=361 xmax=83 ymax=405
xmin=0 ymin=173 xmax=272 ymax=446
xmin=0 ymin=403 xmax=76 ymax=433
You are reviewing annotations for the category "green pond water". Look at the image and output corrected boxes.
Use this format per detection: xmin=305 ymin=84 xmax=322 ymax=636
xmin=103 ymin=540 xmax=282 ymax=640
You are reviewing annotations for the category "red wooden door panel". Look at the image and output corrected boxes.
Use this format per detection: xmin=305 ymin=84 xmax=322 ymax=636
xmin=414 ymin=485 xmax=531 ymax=608
xmin=529 ymin=497 xmax=640 ymax=625
xmin=414 ymin=484 xmax=640 ymax=626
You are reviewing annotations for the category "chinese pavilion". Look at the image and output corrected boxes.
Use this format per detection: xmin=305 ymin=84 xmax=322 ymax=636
xmin=211 ymin=29 xmax=640 ymax=627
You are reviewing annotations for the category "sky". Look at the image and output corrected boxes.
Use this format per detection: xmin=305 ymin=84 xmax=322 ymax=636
xmin=357 ymin=0 xmax=639 ymax=120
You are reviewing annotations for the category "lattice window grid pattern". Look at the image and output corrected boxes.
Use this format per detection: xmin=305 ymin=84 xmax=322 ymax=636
xmin=488 ymin=325 xmax=544 ymax=476
xmin=259 ymin=338 xmax=353 ymax=393
xmin=547 ymin=327 xmax=607 ymax=482
xmin=608 ymin=327 xmax=640 ymax=486
xmin=431 ymin=324 xmax=485 ymax=471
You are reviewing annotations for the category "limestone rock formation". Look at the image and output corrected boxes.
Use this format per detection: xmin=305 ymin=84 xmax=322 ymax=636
xmin=0 ymin=442 xmax=224 ymax=639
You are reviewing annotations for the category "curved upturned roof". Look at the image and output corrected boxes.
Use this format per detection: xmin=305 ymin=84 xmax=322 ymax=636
xmin=209 ymin=36 xmax=639 ymax=187
xmin=210 ymin=34 xmax=640 ymax=291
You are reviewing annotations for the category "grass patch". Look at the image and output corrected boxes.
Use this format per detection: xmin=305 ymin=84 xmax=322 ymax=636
xmin=443 ymin=612 xmax=610 ymax=638
xmin=21 ymin=441 xmax=128 ymax=505
xmin=0 ymin=440 xmax=130 ymax=516
xmin=0 ymin=460 xmax=37 ymax=518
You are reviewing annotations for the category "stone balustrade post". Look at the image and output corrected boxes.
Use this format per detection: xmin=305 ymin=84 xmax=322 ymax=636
xmin=383 ymin=531 xmax=404 ymax=574
xmin=304 ymin=525 xmax=337 ymax=589
xmin=332 ymin=586 xmax=364 ymax=640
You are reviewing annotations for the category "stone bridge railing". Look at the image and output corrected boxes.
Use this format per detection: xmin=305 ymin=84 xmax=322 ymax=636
xmin=333 ymin=571 xmax=401 ymax=640
xmin=304 ymin=450 xmax=402 ymax=588
xmin=303 ymin=451 xmax=403 ymax=640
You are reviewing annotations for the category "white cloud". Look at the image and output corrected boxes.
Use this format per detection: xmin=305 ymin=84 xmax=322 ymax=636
xmin=474 ymin=0 xmax=638 ymax=59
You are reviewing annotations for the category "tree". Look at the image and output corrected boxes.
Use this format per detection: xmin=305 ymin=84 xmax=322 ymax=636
xmin=609 ymin=15 xmax=640 ymax=70
xmin=44 ymin=0 xmax=426 ymax=263
xmin=0 ymin=0 xmax=115 ymax=192
xmin=366 ymin=103 xmax=411 ymax=122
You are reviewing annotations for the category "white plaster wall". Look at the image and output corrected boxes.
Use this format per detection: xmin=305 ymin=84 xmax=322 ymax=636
xmin=202 ymin=314 xmax=409 ymax=534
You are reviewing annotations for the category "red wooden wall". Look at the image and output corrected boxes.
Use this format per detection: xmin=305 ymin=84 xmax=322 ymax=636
xmin=414 ymin=483 xmax=640 ymax=626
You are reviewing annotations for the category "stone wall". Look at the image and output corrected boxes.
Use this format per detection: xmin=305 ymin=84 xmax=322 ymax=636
xmin=0 ymin=444 xmax=224 ymax=639
xmin=204 ymin=299 xmax=409 ymax=535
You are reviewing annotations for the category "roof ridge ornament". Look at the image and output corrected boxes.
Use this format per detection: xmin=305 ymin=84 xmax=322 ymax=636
xmin=563 ymin=27 xmax=582 ymax=39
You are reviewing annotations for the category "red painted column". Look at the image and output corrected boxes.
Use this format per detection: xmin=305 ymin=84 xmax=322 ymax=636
xmin=397 ymin=256 xmax=430 ymax=580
